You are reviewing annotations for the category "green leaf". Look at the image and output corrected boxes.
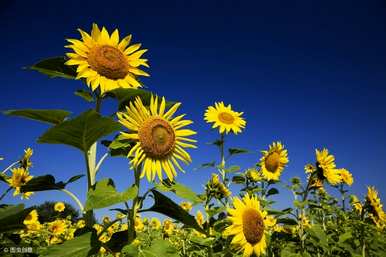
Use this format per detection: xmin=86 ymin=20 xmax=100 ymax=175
xmin=145 ymin=190 xmax=206 ymax=234
xmin=38 ymin=110 xmax=121 ymax=152
xmin=228 ymin=148 xmax=249 ymax=156
xmin=39 ymin=232 xmax=93 ymax=257
xmin=141 ymin=239 xmax=179 ymax=257
xmin=101 ymin=134 xmax=135 ymax=157
xmin=0 ymin=204 xmax=33 ymax=233
xmin=156 ymin=181 xmax=202 ymax=204
xmin=306 ymin=225 xmax=328 ymax=248
xmin=232 ymin=175 xmax=246 ymax=184
xmin=3 ymin=109 xmax=71 ymax=125
xmin=266 ymin=188 xmax=279 ymax=197
xmin=194 ymin=162 xmax=216 ymax=171
xmin=75 ymin=90 xmax=94 ymax=102
xmin=20 ymin=174 xmax=84 ymax=193
xmin=104 ymin=230 xmax=129 ymax=252
xmin=28 ymin=56 xmax=77 ymax=79
xmin=224 ymin=165 xmax=240 ymax=173
xmin=338 ymin=232 xmax=352 ymax=244
xmin=105 ymin=88 xmax=175 ymax=111
xmin=121 ymin=242 xmax=139 ymax=257
xmin=85 ymin=178 xmax=138 ymax=211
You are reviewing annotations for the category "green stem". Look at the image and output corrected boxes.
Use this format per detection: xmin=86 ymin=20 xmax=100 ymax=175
xmin=128 ymin=166 xmax=141 ymax=242
xmin=60 ymin=189 xmax=84 ymax=213
xmin=1 ymin=161 xmax=19 ymax=174
xmin=0 ymin=187 xmax=12 ymax=201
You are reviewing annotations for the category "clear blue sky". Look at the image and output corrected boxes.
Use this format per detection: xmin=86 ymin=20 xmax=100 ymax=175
xmin=1 ymin=0 xmax=386 ymax=218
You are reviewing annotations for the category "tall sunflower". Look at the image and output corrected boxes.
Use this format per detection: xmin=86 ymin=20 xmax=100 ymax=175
xmin=315 ymin=148 xmax=342 ymax=185
xmin=204 ymin=102 xmax=246 ymax=134
xmin=259 ymin=142 xmax=288 ymax=181
xmin=339 ymin=168 xmax=353 ymax=186
xmin=65 ymin=23 xmax=149 ymax=94
xmin=224 ymin=194 xmax=274 ymax=257
xmin=117 ymin=95 xmax=196 ymax=181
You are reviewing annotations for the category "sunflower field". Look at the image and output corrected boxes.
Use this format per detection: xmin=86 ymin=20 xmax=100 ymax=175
xmin=1 ymin=24 xmax=386 ymax=257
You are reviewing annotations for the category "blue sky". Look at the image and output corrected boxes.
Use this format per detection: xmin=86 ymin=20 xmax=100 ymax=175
xmin=1 ymin=0 xmax=386 ymax=218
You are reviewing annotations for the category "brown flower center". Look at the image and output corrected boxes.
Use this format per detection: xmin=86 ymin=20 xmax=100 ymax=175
xmin=242 ymin=208 xmax=265 ymax=245
xmin=138 ymin=118 xmax=175 ymax=158
xmin=218 ymin=112 xmax=235 ymax=124
xmin=265 ymin=152 xmax=280 ymax=172
xmin=88 ymin=45 xmax=129 ymax=80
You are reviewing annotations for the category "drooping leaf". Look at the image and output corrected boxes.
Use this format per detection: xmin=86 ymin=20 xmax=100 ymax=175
xmin=75 ymin=90 xmax=94 ymax=102
xmin=0 ymin=204 xmax=34 ymax=233
xmin=38 ymin=110 xmax=121 ymax=152
xmin=266 ymin=188 xmax=279 ymax=197
xmin=3 ymin=109 xmax=71 ymax=125
xmin=224 ymin=165 xmax=241 ymax=173
xmin=156 ymin=181 xmax=203 ymax=204
xmin=194 ymin=162 xmax=216 ymax=171
xmin=228 ymin=148 xmax=249 ymax=156
xmin=85 ymin=178 xmax=138 ymax=211
xmin=232 ymin=175 xmax=246 ymax=184
xmin=145 ymin=190 xmax=206 ymax=234
xmin=105 ymin=88 xmax=175 ymax=111
xmin=28 ymin=56 xmax=77 ymax=79
xmin=20 ymin=174 xmax=84 ymax=193
xmin=39 ymin=232 xmax=93 ymax=257
xmin=277 ymin=218 xmax=298 ymax=225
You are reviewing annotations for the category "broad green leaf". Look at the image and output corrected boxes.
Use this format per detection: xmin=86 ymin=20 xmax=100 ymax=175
xmin=194 ymin=161 xmax=216 ymax=171
xmin=121 ymin=243 xmax=139 ymax=257
xmin=141 ymin=239 xmax=179 ymax=257
xmin=156 ymin=181 xmax=202 ymax=204
xmin=104 ymin=230 xmax=129 ymax=252
xmin=28 ymin=56 xmax=77 ymax=79
xmin=39 ymin=232 xmax=93 ymax=257
xmin=75 ymin=90 xmax=94 ymax=102
xmin=85 ymin=178 xmax=138 ymax=211
xmin=145 ymin=190 xmax=206 ymax=234
xmin=0 ymin=204 xmax=33 ymax=233
xmin=306 ymin=225 xmax=328 ymax=248
xmin=3 ymin=109 xmax=71 ymax=125
xmin=38 ymin=110 xmax=121 ymax=152
xmin=338 ymin=232 xmax=352 ymax=244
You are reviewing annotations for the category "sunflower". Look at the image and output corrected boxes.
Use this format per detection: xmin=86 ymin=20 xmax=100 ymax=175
xmin=48 ymin=220 xmax=67 ymax=235
xmin=21 ymin=147 xmax=33 ymax=169
xmin=24 ymin=210 xmax=39 ymax=225
xmin=204 ymin=102 xmax=246 ymax=134
xmin=163 ymin=219 xmax=175 ymax=236
xmin=304 ymin=164 xmax=316 ymax=174
xmin=339 ymin=168 xmax=353 ymax=186
xmin=315 ymin=148 xmax=342 ymax=185
xmin=350 ymin=195 xmax=362 ymax=213
xmin=224 ymin=194 xmax=271 ymax=257
xmin=180 ymin=201 xmax=193 ymax=212
xmin=150 ymin=218 xmax=161 ymax=230
xmin=54 ymin=202 xmax=65 ymax=212
xmin=259 ymin=142 xmax=288 ymax=181
xmin=7 ymin=167 xmax=33 ymax=198
xmin=246 ymin=168 xmax=262 ymax=182
xmin=65 ymin=23 xmax=149 ymax=94
xmin=117 ymin=95 xmax=196 ymax=181
xmin=366 ymin=186 xmax=386 ymax=228
xmin=196 ymin=210 xmax=205 ymax=227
